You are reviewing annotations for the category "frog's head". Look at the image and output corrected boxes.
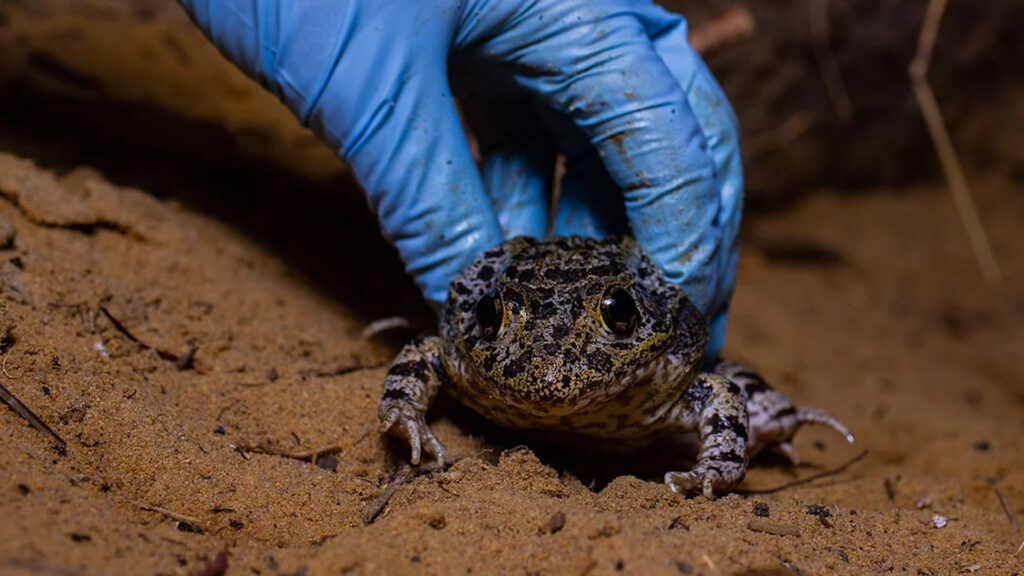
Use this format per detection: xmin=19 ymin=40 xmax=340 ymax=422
xmin=443 ymin=236 xmax=707 ymax=416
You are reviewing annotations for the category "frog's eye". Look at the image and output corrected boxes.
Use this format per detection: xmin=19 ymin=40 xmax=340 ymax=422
xmin=600 ymin=286 xmax=638 ymax=335
xmin=475 ymin=289 xmax=503 ymax=337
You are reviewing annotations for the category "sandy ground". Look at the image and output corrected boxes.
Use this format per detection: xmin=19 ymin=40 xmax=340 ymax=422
xmin=0 ymin=151 xmax=1021 ymax=575
xmin=1 ymin=2 xmax=1023 ymax=575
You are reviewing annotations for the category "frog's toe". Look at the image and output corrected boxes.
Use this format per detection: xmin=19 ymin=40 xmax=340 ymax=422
xmin=796 ymin=407 xmax=856 ymax=445
xmin=776 ymin=441 xmax=801 ymax=465
xmin=380 ymin=405 xmax=446 ymax=466
xmin=665 ymin=469 xmax=726 ymax=498
xmin=380 ymin=406 xmax=402 ymax=434
xmin=420 ymin=427 xmax=447 ymax=468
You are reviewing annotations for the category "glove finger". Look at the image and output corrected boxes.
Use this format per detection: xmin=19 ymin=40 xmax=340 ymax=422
xmin=537 ymin=97 xmax=627 ymax=238
xmin=460 ymin=0 xmax=719 ymax=312
xmin=459 ymin=98 xmax=554 ymax=240
xmin=182 ymin=0 xmax=504 ymax=310
xmin=480 ymin=145 xmax=553 ymax=240
xmin=552 ymin=152 xmax=628 ymax=239
xmin=640 ymin=4 xmax=743 ymax=358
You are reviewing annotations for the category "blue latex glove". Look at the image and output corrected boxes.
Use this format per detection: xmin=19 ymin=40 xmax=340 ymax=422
xmin=180 ymin=0 xmax=742 ymax=359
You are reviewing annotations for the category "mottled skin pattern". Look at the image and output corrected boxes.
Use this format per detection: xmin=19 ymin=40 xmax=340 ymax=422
xmin=380 ymin=236 xmax=854 ymax=497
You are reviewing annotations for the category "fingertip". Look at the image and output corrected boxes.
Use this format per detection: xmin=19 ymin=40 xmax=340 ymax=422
xmin=553 ymin=154 xmax=628 ymax=238
xmin=479 ymin=147 xmax=552 ymax=240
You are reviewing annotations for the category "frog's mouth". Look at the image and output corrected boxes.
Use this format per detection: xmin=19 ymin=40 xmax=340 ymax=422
xmin=484 ymin=360 xmax=629 ymax=417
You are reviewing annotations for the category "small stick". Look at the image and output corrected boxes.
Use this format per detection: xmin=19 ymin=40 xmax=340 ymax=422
xmin=291 ymin=424 xmax=374 ymax=461
xmin=134 ymin=501 xmax=203 ymax=526
xmin=241 ymin=441 xmax=347 ymax=462
xmin=363 ymin=457 xmax=462 ymax=525
xmin=689 ymin=6 xmax=756 ymax=55
xmin=884 ymin=476 xmax=899 ymax=501
xmin=1016 ymin=537 xmax=1023 ymax=556
xmin=0 ymin=380 xmax=66 ymax=453
xmin=739 ymin=450 xmax=868 ymax=495
xmin=302 ymin=363 xmax=385 ymax=379
xmin=989 ymin=480 xmax=1019 ymax=532
xmin=287 ymin=442 xmax=348 ymax=461
xmin=909 ymin=0 xmax=1001 ymax=283
xmin=810 ymin=0 xmax=853 ymax=122
xmin=363 ymin=464 xmax=414 ymax=525
xmin=99 ymin=306 xmax=198 ymax=370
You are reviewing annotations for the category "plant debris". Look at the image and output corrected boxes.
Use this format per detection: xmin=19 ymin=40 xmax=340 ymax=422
xmin=988 ymin=479 xmax=1019 ymax=532
xmin=99 ymin=305 xmax=198 ymax=370
xmin=363 ymin=458 xmax=461 ymax=525
xmin=739 ymin=450 xmax=868 ymax=495
xmin=0 ymin=379 xmax=66 ymax=453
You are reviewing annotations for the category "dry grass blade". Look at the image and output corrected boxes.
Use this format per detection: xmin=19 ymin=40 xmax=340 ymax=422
xmin=989 ymin=479 xmax=1019 ymax=532
xmin=909 ymin=0 xmax=1001 ymax=284
xmin=363 ymin=457 xmax=462 ymax=525
xmin=0 ymin=380 xmax=66 ymax=453
xmin=689 ymin=6 xmax=755 ymax=55
xmin=363 ymin=464 xmax=414 ymax=525
xmin=134 ymin=501 xmax=203 ymax=526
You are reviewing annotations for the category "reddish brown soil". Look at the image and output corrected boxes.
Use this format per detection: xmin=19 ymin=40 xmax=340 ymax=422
xmin=1 ymin=2 xmax=1023 ymax=575
xmin=1 ymin=155 xmax=1022 ymax=575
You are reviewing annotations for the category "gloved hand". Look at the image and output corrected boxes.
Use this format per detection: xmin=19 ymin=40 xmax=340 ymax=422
xmin=180 ymin=0 xmax=742 ymax=359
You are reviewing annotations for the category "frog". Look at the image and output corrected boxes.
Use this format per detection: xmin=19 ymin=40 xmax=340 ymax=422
xmin=379 ymin=236 xmax=853 ymax=496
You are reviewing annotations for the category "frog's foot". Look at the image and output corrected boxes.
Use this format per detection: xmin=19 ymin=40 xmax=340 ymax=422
xmin=666 ymin=460 xmax=744 ymax=499
xmin=380 ymin=401 xmax=447 ymax=467
xmin=664 ymin=373 xmax=750 ymax=498
xmin=713 ymin=360 xmax=854 ymax=460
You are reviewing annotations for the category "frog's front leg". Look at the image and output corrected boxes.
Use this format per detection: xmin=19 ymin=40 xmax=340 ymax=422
xmin=664 ymin=373 xmax=750 ymax=497
xmin=379 ymin=336 xmax=448 ymax=466
xmin=713 ymin=360 xmax=854 ymax=464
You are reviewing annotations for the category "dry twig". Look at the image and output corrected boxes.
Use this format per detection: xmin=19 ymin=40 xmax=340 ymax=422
xmin=810 ymin=0 xmax=853 ymax=122
xmin=744 ymin=111 xmax=816 ymax=157
xmin=100 ymin=306 xmax=198 ymax=370
xmin=134 ymin=501 xmax=204 ymax=526
xmin=739 ymin=450 xmax=868 ymax=495
xmin=910 ymin=0 xmax=1001 ymax=283
xmin=689 ymin=6 xmax=755 ymax=55
xmin=363 ymin=457 xmax=462 ymax=525
xmin=240 ymin=439 xmax=351 ymax=463
xmin=989 ymin=479 xmax=1020 ymax=532
xmin=0 ymin=380 xmax=66 ymax=453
